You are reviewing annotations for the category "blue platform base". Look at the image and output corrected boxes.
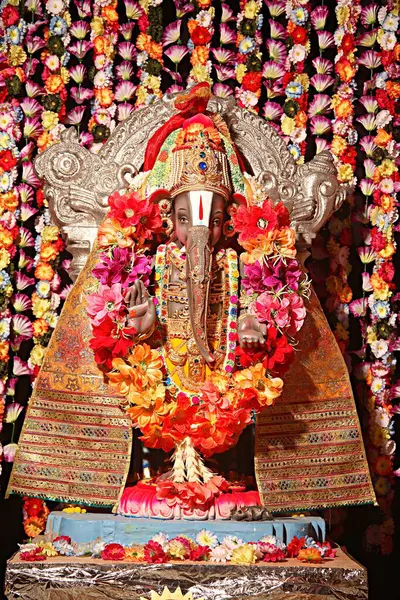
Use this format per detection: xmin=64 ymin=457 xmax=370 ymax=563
xmin=45 ymin=512 xmax=325 ymax=546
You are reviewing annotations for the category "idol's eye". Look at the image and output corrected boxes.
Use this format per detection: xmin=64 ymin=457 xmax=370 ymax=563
xmin=179 ymin=216 xmax=188 ymax=224
xmin=213 ymin=218 xmax=221 ymax=226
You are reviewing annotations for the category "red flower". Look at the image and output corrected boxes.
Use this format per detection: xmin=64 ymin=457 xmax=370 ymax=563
xmin=320 ymin=542 xmax=336 ymax=559
xmin=108 ymin=191 xmax=163 ymax=241
xmin=20 ymin=548 xmax=46 ymax=562
xmin=191 ymin=26 xmax=212 ymax=45
xmin=341 ymin=147 xmax=357 ymax=167
xmin=371 ymin=228 xmax=386 ymax=252
xmin=242 ymin=71 xmax=262 ymax=93
xmin=378 ymin=262 xmax=395 ymax=283
xmin=0 ymin=150 xmax=17 ymax=171
xmin=53 ymin=536 xmax=71 ymax=544
xmin=286 ymin=536 xmax=305 ymax=558
xmin=262 ymin=327 xmax=294 ymax=374
xmin=138 ymin=13 xmax=149 ymax=32
xmin=339 ymin=227 xmax=352 ymax=246
xmin=190 ymin=545 xmax=210 ymax=561
xmin=291 ymin=26 xmax=307 ymax=45
xmin=101 ymin=543 xmax=125 ymax=561
xmin=23 ymin=498 xmax=46 ymax=518
xmin=2 ymin=5 xmax=20 ymax=26
xmin=341 ymin=33 xmax=355 ymax=53
xmin=90 ymin=316 xmax=136 ymax=370
xmin=143 ymin=541 xmax=167 ymax=563
xmin=274 ymin=202 xmax=291 ymax=227
xmin=263 ymin=548 xmax=286 ymax=562
xmin=232 ymin=199 xmax=278 ymax=242
xmin=36 ymin=189 xmax=45 ymax=207
xmin=235 ymin=345 xmax=265 ymax=368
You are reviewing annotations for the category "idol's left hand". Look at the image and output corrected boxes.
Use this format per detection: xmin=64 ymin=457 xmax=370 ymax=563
xmin=238 ymin=314 xmax=267 ymax=349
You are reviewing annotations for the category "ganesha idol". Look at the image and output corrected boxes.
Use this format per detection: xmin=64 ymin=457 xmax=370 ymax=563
xmin=7 ymin=85 xmax=375 ymax=521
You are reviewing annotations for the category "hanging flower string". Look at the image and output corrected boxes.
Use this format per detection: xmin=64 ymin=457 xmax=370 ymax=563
xmin=235 ymin=0 xmax=263 ymax=113
xmin=262 ymin=0 xmax=287 ymax=133
xmin=280 ymin=0 xmax=310 ymax=163
xmin=186 ymin=0 xmax=215 ymax=85
xmin=135 ymin=0 xmax=163 ymax=108
xmin=211 ymin=2 xmax=237 ymax=99
xmin=350 ymin=3 xmax=400 ymax=556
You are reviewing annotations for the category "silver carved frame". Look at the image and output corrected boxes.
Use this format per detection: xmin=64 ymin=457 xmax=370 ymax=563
xmin=34 ymin=95 xmax=348 ymax=281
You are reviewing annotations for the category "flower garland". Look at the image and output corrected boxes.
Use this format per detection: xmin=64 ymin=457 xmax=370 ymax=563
xmin=235 ymin=0 xmax=263 ymax=112
xmin=19 ymin=530 xmax=336 ymax=564
xmin=135 ymin=0 xmax=163 ymax=108
xmin=262 ymin=1 xmax=287 ymax=133
xmin=211 ymin=2 xmax=236 ymax=99
xmin=308 ymin=4 xmax=335 ymax=154
xmin=280 ymin=0 xmax=310 ymax=163
xmin=350 ymin=3 xmax=400 ymax=556
xmin=86 ymin=184 xmax=308 ymax=506
xmin=187 ymin=0 xmax=215 ymax=85
xmin=22 ymin=497 xmax=49 ymax=539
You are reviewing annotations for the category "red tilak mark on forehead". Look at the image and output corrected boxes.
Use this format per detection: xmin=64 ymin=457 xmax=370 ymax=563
xmin=199 ymin=195 xmax=203 ymax=221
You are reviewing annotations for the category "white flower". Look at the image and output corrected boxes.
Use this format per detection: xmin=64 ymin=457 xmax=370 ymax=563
xmin=236 ymin=88 xmax=258 ymax=108
xmin=222 ymin=535 xmax=244 ymax=551
xmin=291 ymin=127 xmax=307 ymax=143
xmin=196 ymin=529 xmax=218 ymax=548
xmin=382 ymin=14 xmax=399 ymax=32
xmin=375 ymin=406 xmax=390 ymax=428
xmin=45 ymin=0 xmax=64 ymax=15
xmin=288 ymin=44 xmax=306 ymax=63
xmin=210 ymin=545 xmax=229 ymax=562
xmin=370 ymin=339 xmax=389 ymax=359
xmin=382 ymin=439 xmax=396 ymax=455
xmin=19 ymin=543 xmax=39 ymax=554
xmin=371 ymin=378 xmax=385 ymax=395
xmin=152 ymin=532 xmax=169 ymax=549
xmin=376 ymin=110 xmax=393 ymax=129
xmin=259 ymin=535 xmax=277 ymax=545
xmin=94 ymin=54 xmax=107 ymax=70
xmin=93 ymin=70 xmax=109 ymax=88
xmin=91 ymin=540 xmax=106 ymax=557
xmin=379 ymin=31 xmax=396 ymax=51
xmin=375 ymin=72 xmax=388 ymax=89
xmin=197 ymin=10 xmax=212 ymax=27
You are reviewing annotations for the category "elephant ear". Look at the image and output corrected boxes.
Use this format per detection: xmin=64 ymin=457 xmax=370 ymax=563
xmin=148 ymin=188 xmax=174 ymax=237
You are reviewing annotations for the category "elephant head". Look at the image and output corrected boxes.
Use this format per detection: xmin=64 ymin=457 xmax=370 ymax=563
xmin=172 ymin=190 xmax=225 ymax=365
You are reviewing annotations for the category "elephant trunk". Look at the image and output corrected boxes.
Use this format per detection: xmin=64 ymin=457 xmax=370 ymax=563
xmin=186 ymin=225 xmax=214 ymax=365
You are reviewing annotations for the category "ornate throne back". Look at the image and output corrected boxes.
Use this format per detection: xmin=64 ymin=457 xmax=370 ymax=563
xmin=34 ymin=95 xmax=346 ymax=281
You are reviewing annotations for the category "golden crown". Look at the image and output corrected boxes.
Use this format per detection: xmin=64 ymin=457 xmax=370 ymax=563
xmin=168 ymin=122 xmax=233 ymax=201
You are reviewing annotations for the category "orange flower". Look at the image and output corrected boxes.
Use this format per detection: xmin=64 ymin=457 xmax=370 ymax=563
xmin=379 ymin=243 xmax=395 ymax=259
xmin=386 ymin=81 xmax=400 ymax=100
xmin=339 ymin=285 xmax=352 ymax=303
xmin=0 ymin=225 xmax=14 ymax=248
xmin=98 ymin=218 xmax=135 ymax=248
xmin=34 ymin=262 xmax=54 ymax=281
xmin=110 ymin=344 xmax=163 ymax=396
xmin=127 ymin=396 xmax=171 ymax=432
xmin=191 ymin=46 xmax=209 ymax=66
xmin=94 ymin=88 xmax=114 ymax=108
xmin=33 ymin=319 xmax=50 ymax=337
xmin=272 ymin=227 xmax=296 ymax=258
xmin=197 ymin=0 xmax=211 ymax=6
xmin=187 ymin=19 xmax=198 ymax=35
xmin=298 ymin=548 xmax=323 ymax=563
xmin=148 ymin=42 xmax=163 ymax=61
xmin=40 ymin=243 xmax=58 ymax=262
xmin=380 ymin=194 xmax=395 ymax=213
xmin=45 ymin=75 xmax=64 ymax=93
xmin=234 ymin=364 xmax=283 ymax=407
xmin=335 ymin=98 xmax=353 ymax=119
xmin=24 ymin=516 xmax=46 ymax=538
xmin=331 ymin=136 xmax=347 ymax=157
xmin=0 ymin=341 xmax=9 ymax=361
xmin=37 ymin=132 xmax=52 ymax=151
xmin=375 ymin=129 xmax=392 ymax=148
xmin=124 ymin=545 xmax=145 ymax=562
xmin=325 ymin=275 xmax=342 ymax=296
xmin=335 ymin=57 xmax=356 ymax=82
xmin=1 ymin=191 xmax=18 ymax=211
xmin=102 ymin=6 xmax=118 ymax=22
xmin=136 ymin=33 xmax=150 ymax=52
xmin=295 ymin=110 xmax=307 ymax=128
xmin=93 ymin=36 xmax=112 ymax=55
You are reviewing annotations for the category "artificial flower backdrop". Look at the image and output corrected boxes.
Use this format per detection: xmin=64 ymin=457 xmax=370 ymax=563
xmin=0 ymin=0 xmax=399 ymax=589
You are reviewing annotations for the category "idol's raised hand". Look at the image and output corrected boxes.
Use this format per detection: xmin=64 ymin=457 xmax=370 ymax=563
xmin=125 ymin=280 xmax=156 ymax=336
xmin=238 ymin=313 xmax=267 ymax=349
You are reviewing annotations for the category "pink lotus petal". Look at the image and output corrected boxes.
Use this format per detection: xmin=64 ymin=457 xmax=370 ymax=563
xmin=13 ymin=357 xmax=32 ymax=376
xmin=3 ymin=443 xmax=18 ymax=462
xmin=163 ymin=21 xmax=181 ymax=46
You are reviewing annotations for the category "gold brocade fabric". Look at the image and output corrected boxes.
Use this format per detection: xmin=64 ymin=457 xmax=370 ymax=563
xmin=255 ymin=289 xmax=376 ymax=513
xmin=6 ymin=247 xmax=132 ymax=510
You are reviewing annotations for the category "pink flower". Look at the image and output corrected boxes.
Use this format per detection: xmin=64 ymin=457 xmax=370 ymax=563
xmin=86 ymin=283 xmax=124 ymax=326
xmin=286 ymin=294 xmax=306 ymax=335
xmin=250 ymin=292 xmax=306 ymax=335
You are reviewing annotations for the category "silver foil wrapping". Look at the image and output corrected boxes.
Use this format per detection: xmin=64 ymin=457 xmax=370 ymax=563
xmin=5 ymin=551 xmax=367 ymax=600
